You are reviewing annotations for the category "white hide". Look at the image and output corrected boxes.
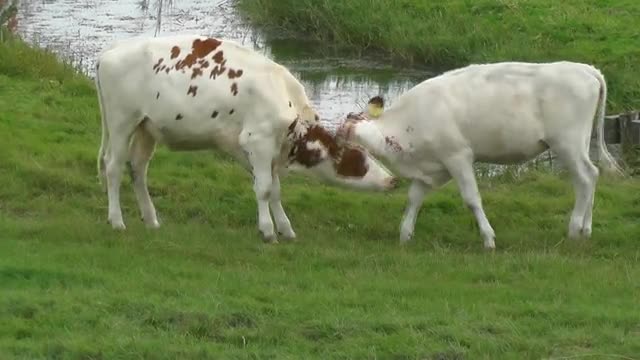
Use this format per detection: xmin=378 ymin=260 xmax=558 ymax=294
xmin=95 ymin=34 xmax=395 ymax=242
xmin=343 ymin=61 xmax=624 ymax=249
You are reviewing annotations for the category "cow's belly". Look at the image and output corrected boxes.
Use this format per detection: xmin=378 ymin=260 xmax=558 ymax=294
xmin=471 ymin=131 xmax=549 ymax=165
xmin=142 ymin=115 xmax=243 ymax=155
xmin=457 ymin=110 xmax=549 ymax=165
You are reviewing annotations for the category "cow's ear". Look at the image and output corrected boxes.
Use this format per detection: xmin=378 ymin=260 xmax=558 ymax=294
xmin=366 ymin=95 xmax=384 ymax=119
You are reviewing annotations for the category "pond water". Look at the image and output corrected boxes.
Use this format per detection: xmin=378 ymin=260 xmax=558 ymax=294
xmin=14 ymin=0 xmax=428 ymax=122
xmin=13 ymin=0 xmax=583 ymax=175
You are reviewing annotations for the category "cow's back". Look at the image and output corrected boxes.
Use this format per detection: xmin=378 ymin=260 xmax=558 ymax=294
xmin=96 ymin=35 xmax=309 ymax=153
xmin=382 ymin=61 xmax=602 ymax=163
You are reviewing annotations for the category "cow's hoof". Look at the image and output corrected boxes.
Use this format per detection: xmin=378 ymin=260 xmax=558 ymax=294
xmin=483 ymin=238 xmax=496 ymax=250
xmin=144 ymin=220 xmax=161 ymax=229
xmin=278 ymin=230 xmax=297 ymax=242
xmin=399 ymin=233 xmax=413 ymax=244
xmin=261 ymin=233 xmax=278 ymax=244
xmin=399 ymin=227 xmax=414 ymax=244
xmin=568 ymin=225 xmax=591 ymax=240
xmin=109 ymin=220 xmax=126 ymax=231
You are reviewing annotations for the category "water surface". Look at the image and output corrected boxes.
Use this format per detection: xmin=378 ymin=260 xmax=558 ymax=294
xmin=15 ymin=0 xmax=427 ymax=121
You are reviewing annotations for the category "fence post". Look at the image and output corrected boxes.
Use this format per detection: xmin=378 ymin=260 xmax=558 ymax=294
xmin=620 ymin=111 xmax=640 ymax=150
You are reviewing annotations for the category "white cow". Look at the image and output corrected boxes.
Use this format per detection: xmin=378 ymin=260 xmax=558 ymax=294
xmin=95 ymin=34 xmax=396 ymax=242
xmin=339 ymin=61 xmax=624 ymax=249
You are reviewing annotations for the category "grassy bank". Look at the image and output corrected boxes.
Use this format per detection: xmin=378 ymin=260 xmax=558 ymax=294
xmin=238 ymin=0 xmax=640 ymax=112
xmin=2 ymin=32 xmax=640 ymax=359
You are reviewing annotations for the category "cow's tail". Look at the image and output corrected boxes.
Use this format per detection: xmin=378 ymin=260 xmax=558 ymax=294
xmin=588 ymin=65 xmax=625 ymax=176
xmin=95 ymin=61 xmax=109 ymax=189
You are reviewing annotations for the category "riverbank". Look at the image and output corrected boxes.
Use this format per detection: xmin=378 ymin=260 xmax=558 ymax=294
xmin=238 ymin=0 xmax=640 ymax=112
xmin=0 ymin=0 xmax=17 ymax=32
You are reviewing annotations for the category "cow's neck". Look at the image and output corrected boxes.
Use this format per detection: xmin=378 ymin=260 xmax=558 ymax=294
xmin=352 ymin=120 xmax=388 ymax=158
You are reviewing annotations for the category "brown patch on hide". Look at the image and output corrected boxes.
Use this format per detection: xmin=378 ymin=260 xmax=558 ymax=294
xmin=385 ymin=136 xmax=403 ymax=152
xmin=175 ymin=38 xmax=222 ymax=71
xmin=191 ymin=68 xmax=203 ymax=79
xmin=335 ymin=147 xmax=368 ymax=177
xmin=210 ymin=60 xmax=228 ymax=79
xmin=287 ymin=121 xmax=368 ymax=178
xmin=212 ymin=51 xmax=224 ymax=64
xmin=170 ymin=46 xmax=181 ymax=59
xmin=152 ymin=58 xmax=164 ymax=73
xmin=187 ymin=85 xmax=198 ymax=97
xmin=228 ymin=69 xmax=243 ymax=79
xmin=287 ymin=122 xmax=336 ymax=168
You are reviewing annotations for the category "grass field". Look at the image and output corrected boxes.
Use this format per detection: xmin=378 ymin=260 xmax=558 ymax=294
xmin=238 ymin=0 xmax=640 ymax=113
xmin=1 ymin=33 xmax=640 ymax=359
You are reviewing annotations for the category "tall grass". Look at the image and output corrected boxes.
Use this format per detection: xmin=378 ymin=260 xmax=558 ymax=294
xmin=1 ymin=29 xmax=640 ymax=359
xmin=238 ymin=0 xmax=640 ymax=112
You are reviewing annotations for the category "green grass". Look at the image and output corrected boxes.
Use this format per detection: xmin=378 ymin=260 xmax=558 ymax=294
xmin=2 ymin=32 xmax=640 ymax=359
xmin=238 ymin=0 xmax=640 ymax=112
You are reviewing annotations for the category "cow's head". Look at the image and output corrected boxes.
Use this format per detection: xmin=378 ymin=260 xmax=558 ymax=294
xmin=286 ymin=118 xmax=396 ymax=191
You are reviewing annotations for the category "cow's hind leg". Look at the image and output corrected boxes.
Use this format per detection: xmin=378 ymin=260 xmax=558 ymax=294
xmin=444 ymin=152 xmax=496 ymax=249
xmin=552 ymin=143 xmax=598 ymax=239
xmin=129 ymin=125 xmax=160 ymax=229
xmin=579 ymin=136 xmax=599 ymax=238
xmin=105 ymin=117 xmax=137 ymax=230
xmin=269 ymin=174 xmax=296 ymax=240
xmin=242 ymin=135 xmax=277 ymax=243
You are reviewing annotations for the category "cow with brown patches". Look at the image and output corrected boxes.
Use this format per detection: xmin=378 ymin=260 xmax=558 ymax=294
xmin=95 ymin=34 xmax=396 ymax=243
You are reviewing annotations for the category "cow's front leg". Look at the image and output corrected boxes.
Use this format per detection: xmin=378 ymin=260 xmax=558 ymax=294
xmin=243 ymin=137 xmax=277 ymax=243
xmin=400 ymin=180 xmax=428 ymax=243
xmin=269 ymin=174 xmax=296 ymax=240
xmin=399 ymin=171 xmax=451 ymax=244
xmin=444 ymin=153 xmax=496 ymax=249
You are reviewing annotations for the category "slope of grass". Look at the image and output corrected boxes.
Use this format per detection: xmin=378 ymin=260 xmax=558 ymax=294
xmin=1 ymin=33 xmax=640 ymax=359
xmin=238 ymin=0 xmax=640 ymax=112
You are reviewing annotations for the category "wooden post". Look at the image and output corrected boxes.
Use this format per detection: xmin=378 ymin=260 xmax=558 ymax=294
xmin=619 ymin=111 xmax=640 ymax=150
xmin=603 ymin=115 xmax=621 ymax=143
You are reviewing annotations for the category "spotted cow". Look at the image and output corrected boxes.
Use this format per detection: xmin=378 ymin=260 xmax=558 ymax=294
xmin=95 ymin=35 xmax=396 ymax=242
xmin=339 ymin=61 xmax=624 ymax=249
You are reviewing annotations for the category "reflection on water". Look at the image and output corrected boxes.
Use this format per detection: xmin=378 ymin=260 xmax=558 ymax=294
xmin=14 ymin=0 xmax=426 ymax=120
xmin=14 ymin=0 xmax=572 ymax=176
